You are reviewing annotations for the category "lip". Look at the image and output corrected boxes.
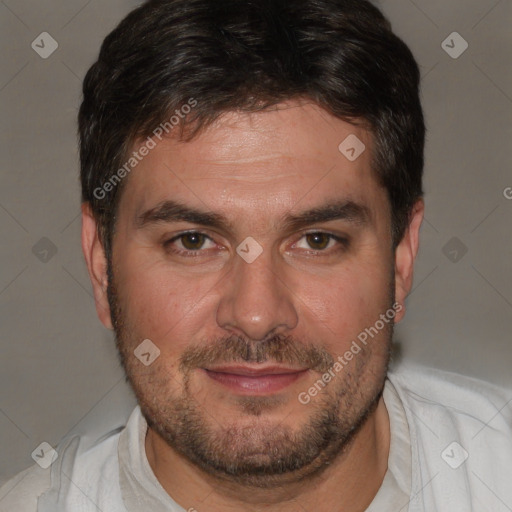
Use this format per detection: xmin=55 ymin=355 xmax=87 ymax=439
xmin=202 ymin=365 xmax=309 ymax=394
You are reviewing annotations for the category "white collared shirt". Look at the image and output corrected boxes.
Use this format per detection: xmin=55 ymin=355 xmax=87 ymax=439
xmin=1 ymin=364 xmax=511 ymax=511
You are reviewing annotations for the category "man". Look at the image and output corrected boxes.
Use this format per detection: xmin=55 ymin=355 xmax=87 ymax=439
xmin=1 ymin=0 xmax=511 ymax=510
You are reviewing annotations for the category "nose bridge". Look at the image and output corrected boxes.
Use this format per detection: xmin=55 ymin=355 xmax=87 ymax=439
xmin=216 ymin=245 xmax=298 ymax=340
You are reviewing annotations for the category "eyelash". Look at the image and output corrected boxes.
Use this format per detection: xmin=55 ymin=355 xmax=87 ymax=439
xmin=163 ymin=230 xmax=350 ymax=257
xmin=163 ymin=231 xmax=217 ymax=257
xmin=294 ymin=232 xmax=349 ymax=254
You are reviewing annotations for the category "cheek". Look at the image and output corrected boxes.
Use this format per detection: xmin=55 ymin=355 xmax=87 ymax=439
xmin=295 ymin=260 xmax=392 ymax=347
xmin=113 ymin=251 xmax=219 ymax=351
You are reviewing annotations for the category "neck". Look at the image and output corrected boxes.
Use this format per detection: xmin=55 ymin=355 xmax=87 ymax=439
xmin=145 ymin=395 xmax=390 ymax=512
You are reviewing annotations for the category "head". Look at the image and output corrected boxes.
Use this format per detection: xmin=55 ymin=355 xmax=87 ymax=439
xmin=80 ymin=0 xmax=424 ymax=487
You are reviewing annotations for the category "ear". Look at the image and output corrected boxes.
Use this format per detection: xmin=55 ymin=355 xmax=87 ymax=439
xmin=393 ymin=199 xmax=424 ymax=323
xmin=81 ymin=203 xmax=113 ymax=329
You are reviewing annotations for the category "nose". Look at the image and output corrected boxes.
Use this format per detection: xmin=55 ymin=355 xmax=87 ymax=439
xmin=216 ymin=248 xmax=299 ymax=341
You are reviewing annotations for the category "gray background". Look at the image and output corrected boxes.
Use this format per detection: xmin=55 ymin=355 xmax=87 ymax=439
xmin=0 ymin=0 xmax=511 ymax=483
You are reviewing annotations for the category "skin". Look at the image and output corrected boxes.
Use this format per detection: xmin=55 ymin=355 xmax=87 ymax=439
xmin=82 ymin=100 xmax=424 ymax=512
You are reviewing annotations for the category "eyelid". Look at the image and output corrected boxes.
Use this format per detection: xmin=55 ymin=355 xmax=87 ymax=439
xmin=289 ymin=230 xmax=349 ymax=251
xmin=162 ymin=229 xmax=217 ymax=253
xmin=162 ymin=229 xmax=349 ymax=256
xmin=165 ymin=229 xmax=214 ymax=243
xmin=296 ymin=229 xmax=349 ymax=242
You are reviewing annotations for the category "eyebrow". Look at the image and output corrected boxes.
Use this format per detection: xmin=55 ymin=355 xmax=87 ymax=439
xmin=136 ymin=199 xmax=371 ymax=232
xmin=282 ymin=200 xmax=371 ymax=232
xmin=136 ymin=200 xmax=233 ymax=231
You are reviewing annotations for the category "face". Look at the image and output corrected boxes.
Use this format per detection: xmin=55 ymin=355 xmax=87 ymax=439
xmin=83 ymin=100 xmax=421 ymax=487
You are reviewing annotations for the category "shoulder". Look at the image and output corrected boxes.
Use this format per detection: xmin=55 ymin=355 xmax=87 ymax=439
xmin=387 ymin=362 xmax=512 ymax=426
xmin=386 ymin=363 xmax=512 ymax=508
xmin=387 ymin=362 xmax=512 ymax=469
xmin=0 ymin=465 xmax=50 ymax=512
xmin=0 ymin=411 xmax=134 ymax=512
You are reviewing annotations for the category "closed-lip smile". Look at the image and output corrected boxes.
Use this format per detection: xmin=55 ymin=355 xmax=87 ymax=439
xmin=202 ymin=364 xmax=309 ymax=394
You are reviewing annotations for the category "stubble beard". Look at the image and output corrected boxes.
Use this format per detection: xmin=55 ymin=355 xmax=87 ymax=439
xmin=107 ymin=265 xmax=393 ymax=488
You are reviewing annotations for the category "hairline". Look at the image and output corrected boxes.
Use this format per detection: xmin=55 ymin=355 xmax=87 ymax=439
xmin=94 ymin=99 xmax=405 ymax=260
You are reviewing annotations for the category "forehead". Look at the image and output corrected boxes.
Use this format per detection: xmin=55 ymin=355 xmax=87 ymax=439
xmin=118 ymin=101 xmax=387 ymax=227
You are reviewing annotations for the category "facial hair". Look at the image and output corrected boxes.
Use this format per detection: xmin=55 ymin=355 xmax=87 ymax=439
xmin=107 ymin=262 xmax=393 ymax=488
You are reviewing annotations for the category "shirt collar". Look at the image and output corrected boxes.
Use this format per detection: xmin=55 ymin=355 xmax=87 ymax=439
xmin=118 ymin=406 xmax=185 ymax=512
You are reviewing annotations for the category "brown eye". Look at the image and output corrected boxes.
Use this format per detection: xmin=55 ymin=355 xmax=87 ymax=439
xmin=180 ymin=232 xmax=207 ymax=250
xmin=305 ymin=233 xmax=331 ymax=250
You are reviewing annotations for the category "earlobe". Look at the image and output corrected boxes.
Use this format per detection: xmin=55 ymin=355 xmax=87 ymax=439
xmin=81 ymin=203 xmax=113 ymax=329
xmin=393 ymin=199 xmax=424 ymax=323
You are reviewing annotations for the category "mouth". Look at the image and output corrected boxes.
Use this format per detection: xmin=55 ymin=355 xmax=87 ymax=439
xmin=202 ymin=364 xmax=309 ymax=395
